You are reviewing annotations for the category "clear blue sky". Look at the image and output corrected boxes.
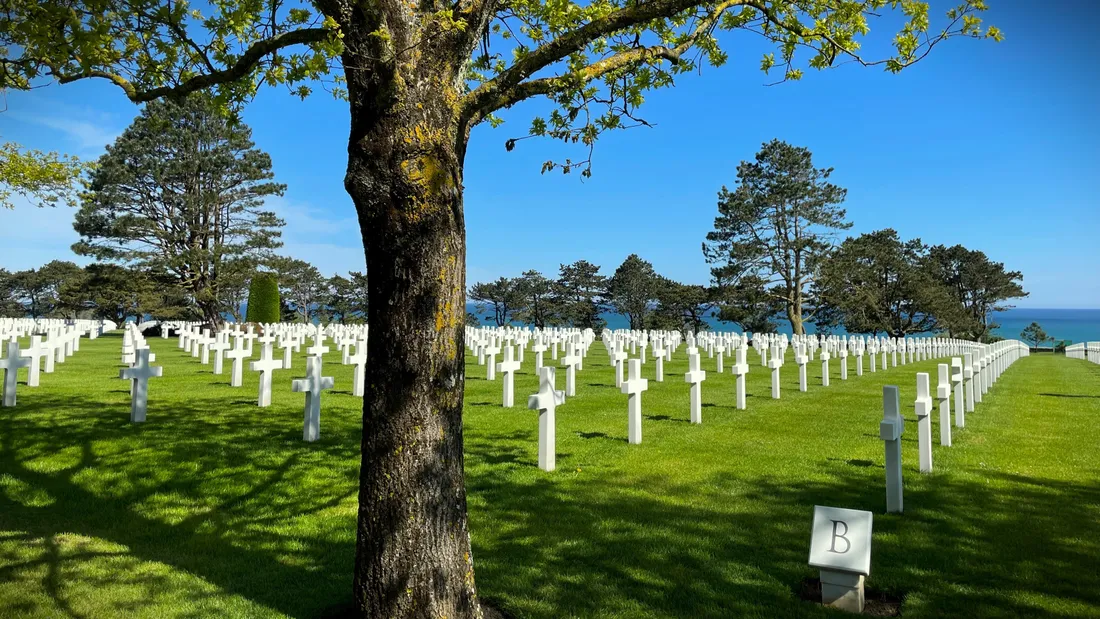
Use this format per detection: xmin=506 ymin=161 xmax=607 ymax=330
xmin=3 ymin=1 xmax=1098 ymax=308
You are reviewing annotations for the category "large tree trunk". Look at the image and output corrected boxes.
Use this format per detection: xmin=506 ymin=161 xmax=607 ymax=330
xmin=341 ymin=12 xmax=481 ymax=615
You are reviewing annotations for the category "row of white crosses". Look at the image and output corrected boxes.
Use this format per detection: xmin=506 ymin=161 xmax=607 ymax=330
xmin=880 ymin=340 xmax=1030 ymax=513
xmin=0 ymin=319 xmax=115 ymax=407
xmin=763 ymin=333 xmax=983 ymax=401
xmin=467 ymin=324 xmax=1000 ymax=471
xmin=162 ymin=321 xmax=340 ymax=440
xmin=1065 ymin=341 xmax=1100 ymax=364
xmin=465 ymin=326 xmax=599 ymax=406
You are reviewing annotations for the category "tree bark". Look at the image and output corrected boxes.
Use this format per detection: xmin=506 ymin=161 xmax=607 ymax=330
xmin=787 ymin=298 xmax=804 ymax=336
xmin=341 ymin=13 xmax=481 ymax=616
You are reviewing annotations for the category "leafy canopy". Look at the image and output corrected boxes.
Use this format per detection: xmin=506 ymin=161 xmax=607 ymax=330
xmin=2 ymin=0 xmax=999 ymax=175
xmin=0 ymin=142 xmax=85 ymax=209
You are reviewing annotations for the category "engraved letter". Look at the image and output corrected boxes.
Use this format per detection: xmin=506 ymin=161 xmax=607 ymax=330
xmin=829 ymin=520 xmax=851 ymax=554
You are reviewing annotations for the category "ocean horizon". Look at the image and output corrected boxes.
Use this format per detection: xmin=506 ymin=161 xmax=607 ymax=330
xmin=466 ymin=305 xmax=1100 ymax=344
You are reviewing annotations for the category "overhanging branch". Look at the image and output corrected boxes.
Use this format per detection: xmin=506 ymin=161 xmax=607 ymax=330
xmin=50 ymin=27 xmax=332 ymax=103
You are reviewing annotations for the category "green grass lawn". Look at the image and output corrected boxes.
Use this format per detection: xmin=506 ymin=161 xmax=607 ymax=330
xmin=1 ymin=333 xmax=1098 ymax=618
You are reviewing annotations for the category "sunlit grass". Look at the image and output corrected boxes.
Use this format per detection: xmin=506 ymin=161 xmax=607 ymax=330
xmin=1 ymin=332 xmax=1097 ymax=618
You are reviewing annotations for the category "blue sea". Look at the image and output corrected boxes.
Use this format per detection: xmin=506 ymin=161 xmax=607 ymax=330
xmin=467 ymin=306 xmax=1100 ymax=344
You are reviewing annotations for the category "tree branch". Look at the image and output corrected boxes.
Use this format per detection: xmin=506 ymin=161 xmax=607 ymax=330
xmin=460 ymin=0 xmax=752 ymax=125
xmin=49 ymin=27 xmax=332 ymax=103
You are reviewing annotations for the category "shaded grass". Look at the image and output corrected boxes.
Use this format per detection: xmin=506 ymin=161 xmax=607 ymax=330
xmin=1 ymin=334 xmax=1098 ymax=618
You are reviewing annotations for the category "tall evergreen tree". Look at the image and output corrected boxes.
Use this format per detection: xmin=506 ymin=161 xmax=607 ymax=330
xmin=703 ymin=140 xmax=850 ymax=335
xmin=73 ymin=95 xmax=285 ymax=327
xmin=514 ymin=270 xmax=559 ymax=328
xmin=272 ymin=257 xmax=328 ymax=322
xmin=607 ymin=254 xmax=660 ymax=330
xmin=925 ymin=245 xmax=1027 ymax=341
xmin=469 ymin=277 xmax=523 ymax=327
xmin=816 ymin=229 xmax=947 ymax=336
xmin=556 ymin=260 xmax=607 ymax=330
xmin=650 ymin=278 xmax=713 ymax=332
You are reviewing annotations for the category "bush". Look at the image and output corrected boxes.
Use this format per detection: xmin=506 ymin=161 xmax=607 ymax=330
xmin=245 ymin=273 xmax=281 ymax=324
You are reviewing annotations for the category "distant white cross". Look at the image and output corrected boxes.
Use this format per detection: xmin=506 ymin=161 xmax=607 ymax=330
xmin=527 ymin=366 xmax=565 ymax=471
xmin=621 ymin=358 xmax=649 ymax=444
xmin=767 ymin=344 xmax=783 ymax=399
xmin=560 ymin=344 xmax=581 ymax=397
xmin=531 ymin=338 xmax=548 ymax=374
xmin=497 ymin=345 xmax=521 ymax=406
xmin=684 ymin=350 xmax=706 ymax=424
xmin=225 ymin=336 xmax=250 ymax=387
xmin=119 ymin=348 xmax=163 ymax=422
xmin=935 ymin=363 xmax=952 ymax=447
xmin=914 ymin=372 xmax=933 ymax=473
xmin=612 ymin=341 xmax=628 ymax=389
xmin=652 ymin=341 xmax=665 ymax=382
xmin=20 ymin=336 xmax=49 ymax=388
xmin=731 ymin=344 xmax=749 ymax=410
xmin=0 ymin=341 xmax=31 ymax=407
xmin=209 ymin=335 xmax=230 ymax=375
xmin=293 ymin=355 xmax=335 ymax=442
xmin=250 ymin=342 xmax=285 ymax=407
xmin=348 ymin=344 xmax=368 ymax=397
xmin=484 ymin=341 xmax=501 ymax=381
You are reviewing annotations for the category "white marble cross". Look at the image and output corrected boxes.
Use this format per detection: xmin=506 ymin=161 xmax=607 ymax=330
xmin=531 ymin=339 xmax=548 ymax=374
xmin=527 ymin=366 xmax=565 ymax=471
xmin=839 ymin=347 xmax=849 ymax=380
xmin=914 ymin=373 xmax=933 ymax=473
xmin=348 ymin=345 xmax=368 ymax=397
xmin=684 ymin=350 xmax=706 ymax=424
xmin=280 ymin=336 xmax=298 ymax=369
xmin=796 ymin=344 xmax=809 ymax=392
xmin=612 ymin=341 xmax=628 ymax=388
xmin=119 ymin=348 xmax=162 ymax=422
xmin=560 ymin=344 xmax=581 ymax=397
xmin=210 ymin=335 xmax=230 ymax=375
xmin=497 ymin=345 xmax=521 ymax=406
xmin=20 ymin=335 xmax=49 ymax=388
xmin=199 ymin=329 xmax=213 ymax=364
xmin=484 ymin=341 xmax=501 ymax=381
xmin=952 ymin=357 xmax=966 ymax=427
xmin=820 ymin=345 xmax=831 ymax=387
xmin=652 ymin=341 xmax=665 ymax=382
xmin=767 ymin=345 xmax=783 ymax=399
xmin=963 ymin=353 xmax=976 ymax=413
xmin=307 ymin=330 xmax=330 ymax=358
xmin=731 ymin=345 xmax=749 ymax=410
xmin=880 ymin=385 xmax=904 ymax=513
xmin=0 ymin=341 xmax=31 ymax=407
xmin=936 ymin=363 xmax=952 ymax=447
xmin=293 ymin=355 xmax=335 ymax=442
xmin=225 ymin=336 xmax=250 ymax=387
xmin=621 ymin=358 xmax=649 ymax=444
xmin=250 ymin=342 xmax=285 ymax=407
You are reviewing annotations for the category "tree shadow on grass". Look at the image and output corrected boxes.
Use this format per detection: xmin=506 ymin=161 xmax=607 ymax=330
xmin=464 ymin=439 xmax=1100 ymax=619
xmin=0 ymin=391 xmax=361 ymax=618
xmin=1038 ymin=393 xmax=1100 ymax=399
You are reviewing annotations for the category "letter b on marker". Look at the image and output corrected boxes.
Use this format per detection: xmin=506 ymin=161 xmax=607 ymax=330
xmin=829 ymin=520 xmax=851 ymax=554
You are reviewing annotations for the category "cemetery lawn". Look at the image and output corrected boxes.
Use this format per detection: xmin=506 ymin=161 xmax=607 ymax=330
xmin=1 ymin=335 xmax=1099 ymax=618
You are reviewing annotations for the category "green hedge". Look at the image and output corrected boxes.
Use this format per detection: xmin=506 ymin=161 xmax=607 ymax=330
xmin=245 ymin=273 xmax=281 ymax=323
